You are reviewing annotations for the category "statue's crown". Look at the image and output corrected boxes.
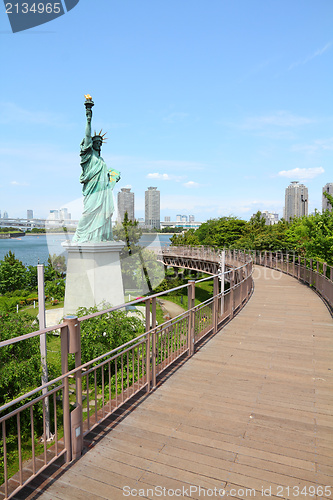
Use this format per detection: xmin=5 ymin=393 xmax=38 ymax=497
xmin=92 ymin=129 xmax=108 ymax=143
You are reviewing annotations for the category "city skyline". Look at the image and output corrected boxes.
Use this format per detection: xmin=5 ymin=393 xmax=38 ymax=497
xmin=1 ymin=1 xmax=332 ymax=221
xmin=0 ymin=179 xmax=332 ymax=224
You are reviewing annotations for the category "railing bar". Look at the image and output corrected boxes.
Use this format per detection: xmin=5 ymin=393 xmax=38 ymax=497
xmin=94 ymin=370 xmax=97 ymax=425
xmin=86 ymin=373 xmax=90 ymax=431
xmin=108 ymin=361 xmax=111 ymax=414
xmin=132 ymin=348 xmax=135 ymax=396
xmin=17 ymin=413 xmax=23 ymax=485
xmin=127 ymin=351 xmax=129 ymax=396
xmin=137 ymin=345 xmax=140 ymax=392
xmin=2 ymin=420 xmax=8 ymax=498
xmin=30 ymin=406 xmax=36 ymax=475
xmin=53 ymin=392 xmax=58 ymax=457
xmin=0 ymin=384 xmax=63 ymax=422
xmin=42 ymin=400 xmax=47 ymax=465
xmin=121 ymin=354 xmax=124 ymax=404
xmin=102 ymin=365 xmax=105 ymax=420
xmin=115 ymin=359 xmax=118 ymax=409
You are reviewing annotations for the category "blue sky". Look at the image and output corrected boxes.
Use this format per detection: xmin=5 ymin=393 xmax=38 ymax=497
xmin=1 ymin=0 xmax=332 ymax=222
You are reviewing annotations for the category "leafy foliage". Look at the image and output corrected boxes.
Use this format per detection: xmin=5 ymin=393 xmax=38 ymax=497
xmin=0 ymin=251 xmax=27 ymax=293
xmin=0 ymin=312 xmax=41 ymax=405
xmin=75 ymin=305 xmax=145 ymax=366
xmin=114 ymin=213 xmax=164 ymax=293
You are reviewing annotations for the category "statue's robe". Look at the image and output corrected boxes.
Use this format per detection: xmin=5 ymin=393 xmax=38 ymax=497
xmin=73 ymin=138 xmax=120 ymax=243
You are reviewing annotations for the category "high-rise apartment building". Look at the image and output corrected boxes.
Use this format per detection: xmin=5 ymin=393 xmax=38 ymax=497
xmin=145 ymin=187 xmax=160 ymax=230
xmin=189 ymin=215 xmax=195 ymax=222
xmin=59 ymin=208 xmax=71 ymax=220
xmin=27 ymin=209 xmax=33 ymax=219
xmin=284 ymin=181 xmax=308 ymax=221
xmin=3 ymin=211 xmax=8 ymax=219
xmin=118 ymin=188 xmax=135 ymax=222
xmin=322 ymin=183 xmax=333 ymax=212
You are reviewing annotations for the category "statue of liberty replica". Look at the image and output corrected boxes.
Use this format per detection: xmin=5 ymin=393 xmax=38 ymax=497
xmin=63 ymin=96 xmax=125 ymax=315
xmin=73 ymin=95 xmax=120 ymax=242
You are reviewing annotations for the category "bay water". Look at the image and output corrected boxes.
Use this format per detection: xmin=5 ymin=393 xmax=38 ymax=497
xmin=0 ymin=233 xmax=172 ymax=267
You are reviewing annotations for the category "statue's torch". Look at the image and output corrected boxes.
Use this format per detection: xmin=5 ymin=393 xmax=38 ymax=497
xmin=84 ymin=94 xmax=94 ymax=118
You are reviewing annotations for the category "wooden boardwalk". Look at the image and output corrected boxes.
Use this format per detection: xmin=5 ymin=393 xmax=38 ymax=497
xmin=20 ymin=267 xmax=332 ymax=499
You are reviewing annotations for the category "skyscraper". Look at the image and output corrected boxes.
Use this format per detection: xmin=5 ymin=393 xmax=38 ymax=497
xmin=284 ymin=181 xmax=308 ymax=221
xmin=118 ymin=188 xmax=135 ymax=222
xmin=27 ymin=209 xmax=33 ymax=219
xmin=145 ymin=187 xmax=160 ymax=230
xmin=322 ymin=183 xmax=333 ymax=212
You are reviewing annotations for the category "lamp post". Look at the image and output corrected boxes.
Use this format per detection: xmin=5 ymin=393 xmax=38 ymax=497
xmin=37 ymin=264 xmax=51 ymax=440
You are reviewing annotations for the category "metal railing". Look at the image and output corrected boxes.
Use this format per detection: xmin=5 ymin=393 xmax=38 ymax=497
xmin=252 ymin=250 xmax=333 ymax=311
xmin=0 ymin=248 xmax=253 ymax=499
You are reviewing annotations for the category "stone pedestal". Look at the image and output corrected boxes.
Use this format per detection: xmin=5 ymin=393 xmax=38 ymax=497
xmin=62 ymin=241 xmax=125 ymax=316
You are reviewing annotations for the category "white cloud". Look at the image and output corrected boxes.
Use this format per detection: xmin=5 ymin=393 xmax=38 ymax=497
xmin=147 ymin=173 xmax=172 ymax=181
xmin=291 ymin=137 xmax=333 ymax=154
xmin=163 ymin=112 xmax=189 ymax=123
xmin=242 ymin=111 xmax=314 ymax=130
xmin=146 ymin=172 xmax=185 ymax=182
xmin=289 ymin=42 xmax=332 ymax=70
xmin=11 ymin=180 xmax=29 ymax=186
xmin=278 ymin=167 xmax=325 ymax=180
xmin=0 ymin=102 xmax=71 ymax=127
xmin=183 ymin=181 xmax=200 ymax=188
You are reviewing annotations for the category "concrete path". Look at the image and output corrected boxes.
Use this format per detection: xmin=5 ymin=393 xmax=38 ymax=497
xmin=21 ymin=267 xmax=333 ymax=500
xmin=158 ymin=298 xmax=186 ymax=319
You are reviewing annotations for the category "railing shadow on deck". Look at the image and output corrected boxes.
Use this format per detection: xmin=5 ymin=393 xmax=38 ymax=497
xmin=0 ymin=248 xmax=253 ymax=500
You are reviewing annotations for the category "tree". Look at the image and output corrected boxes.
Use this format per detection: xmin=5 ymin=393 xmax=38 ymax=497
xmin=0 ymin=251 xmax=27 ymax=293
xmin=0 ymin=312 xmax=42 ymax=405
xmin=195 ymin=217 xmax=247 ymax=247
xmin=75 ymin=305 xmax=145 ymax=366
xmin=113 ymin=213 xmax=157 ymax=293
xmin=286 ymin=210 xmax=333 ymax=264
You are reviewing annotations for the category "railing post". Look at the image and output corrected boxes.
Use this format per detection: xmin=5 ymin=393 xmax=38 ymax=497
xmin=270 ymin=251 xmax=273 ymax=268
xmin=286 ymin=253 xmax=289 ymax=274
xmin=323 ymin=262 xmax=327 ymax=279
xmin=187 ymin=280 xmax=195 ymax=356
xmin=330 ymin=266 xmax=333 ymax=282
xmin=213 ymin=276 xmax=219 ymax=334
xmin=230 ymin=268 xmax=235 ymax=319
xmin=145 ymin=299 xmax=151 ymax=392
xmin=298 ymin=256 xmax=301 ymax=280
xmin=64 ymin=315 xmax=83 ymax=461
xmin=293 ymin=254 xmax=295 ymax=277
xmin=264 ymin=251 xmax=267 ymax=267
xmin=60 ymin=320 xmax=71 ymax=463
xmin=151 ymin=297 xmax=157 ymax=388
xmin=309 ymin=258 xmax=313 ymax=286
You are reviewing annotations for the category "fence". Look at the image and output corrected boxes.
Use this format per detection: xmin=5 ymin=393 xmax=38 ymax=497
xmin=0 ymin=249 xmax=253 ymax=499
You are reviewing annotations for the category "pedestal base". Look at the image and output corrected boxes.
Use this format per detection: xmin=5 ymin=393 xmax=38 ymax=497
xmin=62 ymin=241 xmax=125 ymax=316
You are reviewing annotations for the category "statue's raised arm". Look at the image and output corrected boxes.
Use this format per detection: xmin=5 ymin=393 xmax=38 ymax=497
xmin=84 ymin=94 xmax=93 ymax=147
xmin=72 ymin=96 xmax=121 ymax=243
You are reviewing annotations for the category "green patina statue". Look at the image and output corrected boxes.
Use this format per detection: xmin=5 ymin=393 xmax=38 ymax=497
xmin=73 ymin=95 xmax=121 ymax=243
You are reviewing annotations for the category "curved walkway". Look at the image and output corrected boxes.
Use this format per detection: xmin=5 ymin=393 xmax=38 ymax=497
xmin=24 ymin=268 xmax=332 ymax=499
